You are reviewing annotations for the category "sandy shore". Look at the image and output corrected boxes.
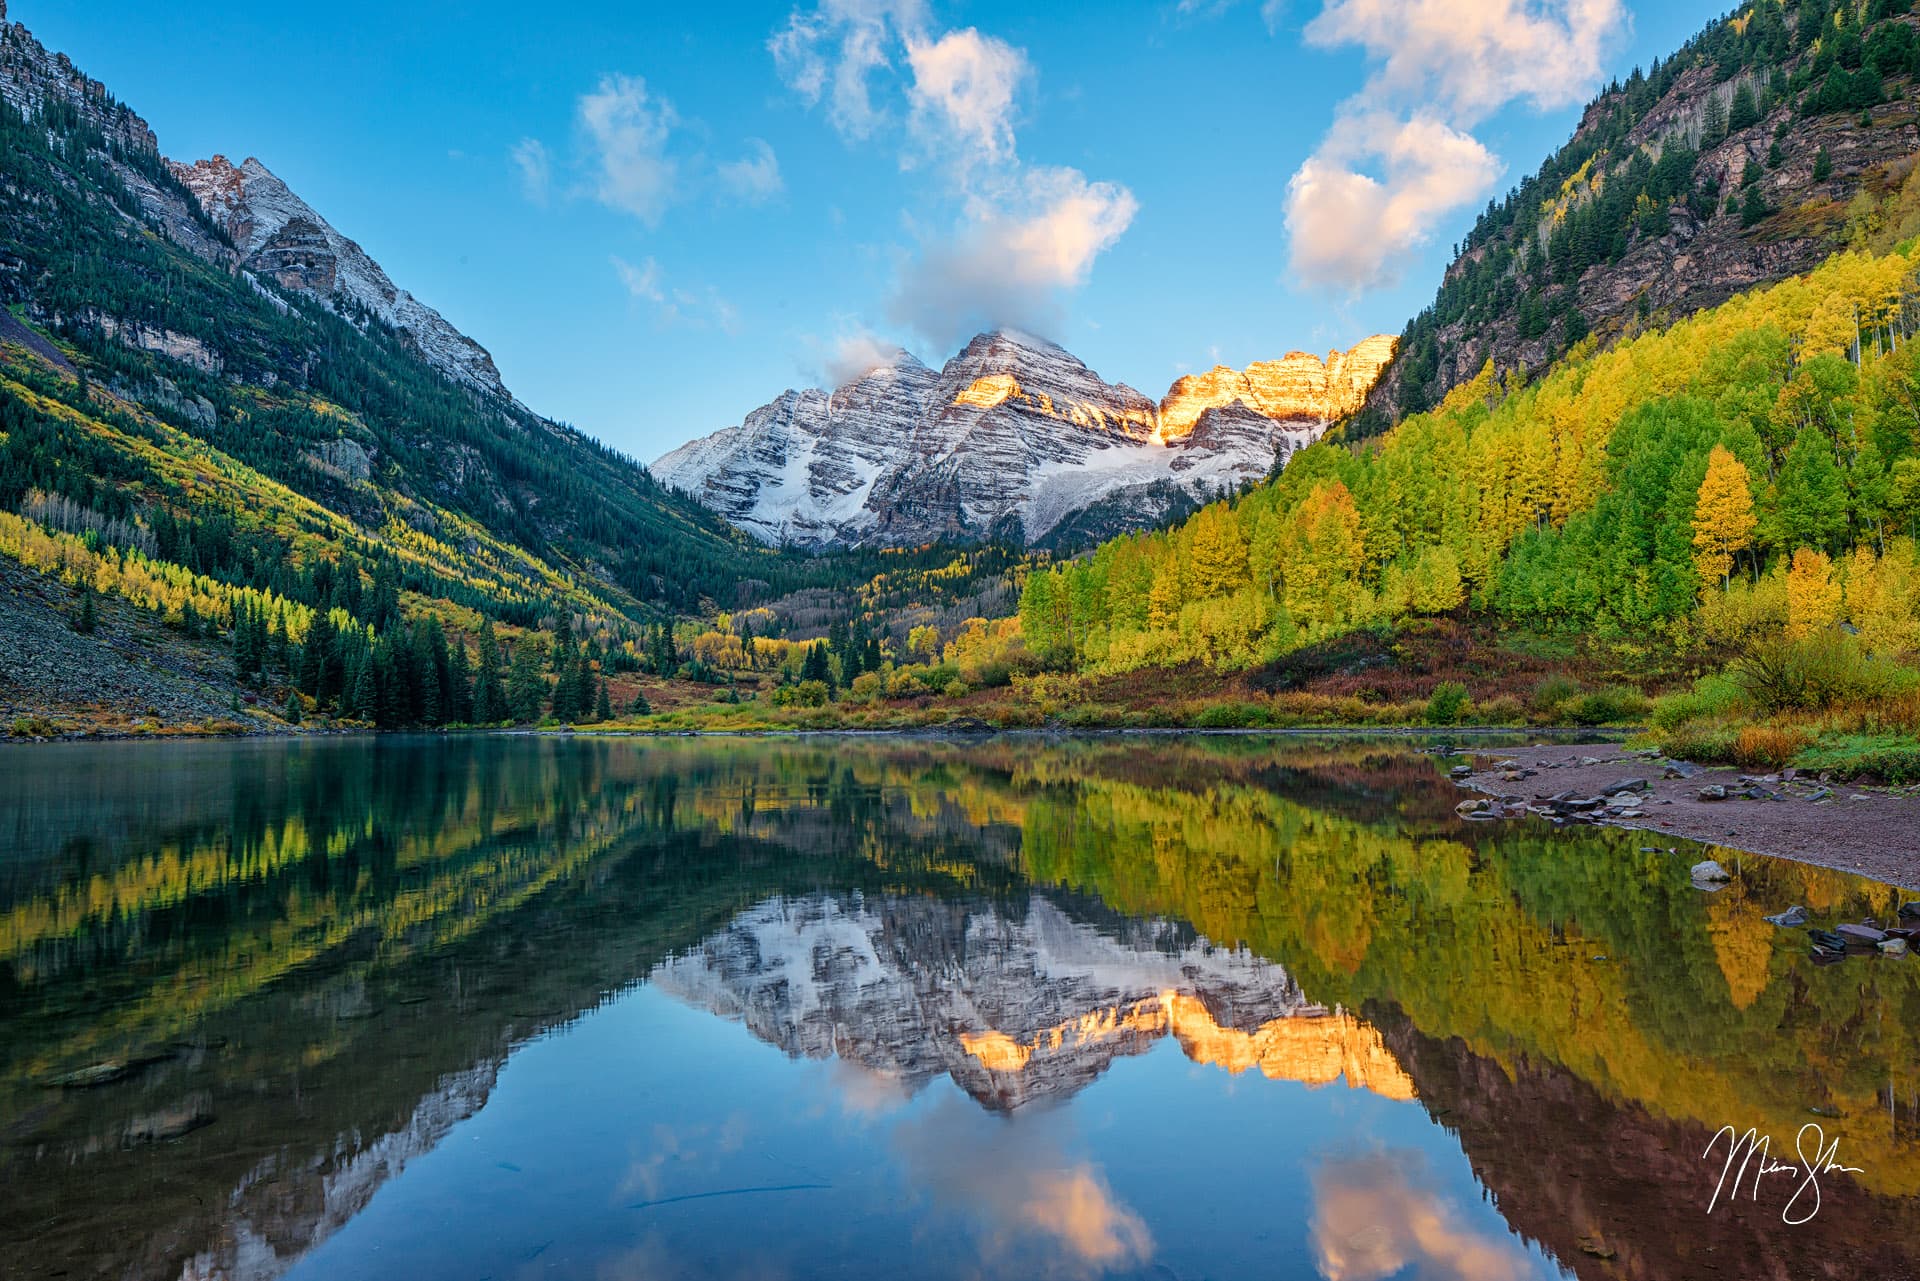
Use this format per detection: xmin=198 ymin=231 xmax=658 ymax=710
xmin=1458 ymin=743 xmax=1920 ymax=889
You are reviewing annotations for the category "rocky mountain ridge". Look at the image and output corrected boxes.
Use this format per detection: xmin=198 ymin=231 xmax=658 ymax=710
xmin=655 ymin=330 xmax=1395 ymax=550
xmin=650 ymin=891 xmax=1415 ymax=1113
xmin=174 ymin=155 xmax=507 ymax=396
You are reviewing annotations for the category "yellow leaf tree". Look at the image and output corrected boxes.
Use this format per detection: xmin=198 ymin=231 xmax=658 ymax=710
xmin=1691 ymin=445 xmax=1757 ymax=589
xmin=1785 ymin=547 xmax=1843 ymax=638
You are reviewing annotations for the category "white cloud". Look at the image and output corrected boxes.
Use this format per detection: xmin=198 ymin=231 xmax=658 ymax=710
xmin=771 ymin=0 xmax=928 ymax=141
xmin=889 ymin=166 xmax=1137 ymax=346
xmin=614 ymin=255 xmax=739 ymax=333
xmin=1306 ymin=0 xmax=1625 ymax=126
xmin=717 ymin=138 xmax=785 ymax=203
xmin=1284 ymin=0 xmax=1626 ymax=291
xmin=1285 ymin=112 xmax=1501 ymax=291
xmin=1311 ymin=1152 xmax=1536 ymax=1281
xmin=612 ymin=254 xmax=664 ymax=303
xmin=578 ymin=73 xmax=680 ymax=224
xmin=822 ymin=330 xmax=912 ymax=384
xmin=775 ymin=4 xmax=1135 ymax=346
xmin=511 ymin=137 xmax=551 ymax=205
xmin=904 ymin=28 xmax=1029 ymax=169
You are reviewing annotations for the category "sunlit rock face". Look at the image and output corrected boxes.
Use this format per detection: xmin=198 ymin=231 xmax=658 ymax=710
xmin=1158 ymin=335 xmax=1399 ymax=440
xmin=172 ymin=155 xmax=506 ymax=397
xmin=653 ymin=330 xmax=1398 ymax=550
xmin=650 ymin=893 xmax=1414 ymax=1112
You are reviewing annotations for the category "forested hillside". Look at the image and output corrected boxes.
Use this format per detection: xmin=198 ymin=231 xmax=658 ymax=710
xmin=1023 ymin=244 xmax=1919 ymax=664
xmin=1361 ymin=0 xmax=1920 ymax=430
xmin=0 ymin=8 xmax=916 ymax=732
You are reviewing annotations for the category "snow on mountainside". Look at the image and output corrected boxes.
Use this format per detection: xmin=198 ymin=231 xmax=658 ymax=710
xmin=655 ymin=331 xmax=1396 ymax=549
xmin=650 ymin=891 xmax=1416 ymax=1113
xmin=173 ymin=155 xmax=507 ymax=397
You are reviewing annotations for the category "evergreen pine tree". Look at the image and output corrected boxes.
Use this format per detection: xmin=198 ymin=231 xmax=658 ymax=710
xmin=594 ymin=680 xmax=612 ymax=723
xmin=76 ymin=588 xmax=95 ymax=635
xmin=1813 ymin=146 xmax=1833 ymax=181
xmin=473 ymin=620 xmax=503 ymax=721
xmin=507 ymin=640 xmax=546 ymax=723
xmin=449 ymin=640 xmax=474 ymax=723
xmin=282 ymin=690 xmax=303 ymax=725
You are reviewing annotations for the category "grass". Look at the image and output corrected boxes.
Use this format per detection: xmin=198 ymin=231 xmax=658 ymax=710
xmin=1639 ymin=633 xmax=1920 ymax=783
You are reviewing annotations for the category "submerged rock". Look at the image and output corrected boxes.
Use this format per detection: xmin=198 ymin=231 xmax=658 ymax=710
xmin=1764 ymin=906 xmax=1809 ymax=927
xmin=1691 ymin=860 xmax=1731 ymax=883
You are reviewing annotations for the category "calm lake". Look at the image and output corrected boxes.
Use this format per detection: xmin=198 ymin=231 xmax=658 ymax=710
xmin=1 ymin=734 xmax=1917 ymax=1280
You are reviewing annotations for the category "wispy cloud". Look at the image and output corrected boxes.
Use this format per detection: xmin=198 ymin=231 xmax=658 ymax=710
xmin=903 ymin=28 xmax=1029 ymax=171
xmin=579 ymin=73 xmax=680 ymax=224
xmin=888 ymin=166 xmax=1137 ymax=346
xmin=774 ymin=2 xmax=1135 ymax=347
xmin=717 ymin=138 xmax=785 ymax=204
xmin=613 ymin=254 xmax=739 ymax=333
xmin=1311 ymin=1151 xmax=1540 ymax=1281
xmin=612 ymin=253 xmax=665 ymax=303
xmin=771 ymin=0 xmax=928 ymax=141
xmin=1285 ymin=0 xmax=1627 ymax=292
xmin=510 ymin=137 xmax=551 ymax=205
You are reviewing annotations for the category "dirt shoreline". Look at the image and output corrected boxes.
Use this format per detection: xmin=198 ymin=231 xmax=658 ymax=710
xmin=1457 ymin=743 xmax=1920 ymax=889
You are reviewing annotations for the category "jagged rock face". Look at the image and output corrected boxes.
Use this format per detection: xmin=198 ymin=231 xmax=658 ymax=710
xmin=652 ymin=351 xmax=939 ymax=546
xmin=1159 ymin=335 xmax=1398 ymax=439
xmin=1365 ymin=45 xmax=1920 ymax=424
xmin=173 ymin=155 xmax=506 ymax=397
xmin=0 ymin=9 xmax=230 ymax=265
xmin=656 ymin=329 xmax=1395 ymax=549
xmin=650 ymin=892 xmax=1415 ymax=1113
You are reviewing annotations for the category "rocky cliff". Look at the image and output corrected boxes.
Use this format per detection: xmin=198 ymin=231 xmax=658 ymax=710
xmin=1362 ymin=2 xmax=1920 ymax=430
xmin=651 ymin=891 xmax=1415 ymax=1112
xmin=1159 ymin=335 xmax=1397 ymax=439
xmin=175 ymin=155 xmax=506 ymax=396
xmin=655 ymin=329 xmax=1396 ymax=550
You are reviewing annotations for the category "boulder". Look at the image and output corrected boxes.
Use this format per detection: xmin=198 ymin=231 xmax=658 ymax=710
xmin=1837 ymin=923 xmax=1887 ymax=945
xmin=1691 ymin=860 xmax=1731 ymax=883
xmin=1880 ymin=937 xmax=1909 ymax=957
xmin=1763 ymin=906 xmax=1809 ymax=927
xmin=1697 ymin=784 xmax=1728 ymax=801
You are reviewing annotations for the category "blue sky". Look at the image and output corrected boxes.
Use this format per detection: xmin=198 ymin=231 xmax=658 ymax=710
xmin=27 ymin=0 xmax=1724 ymax=461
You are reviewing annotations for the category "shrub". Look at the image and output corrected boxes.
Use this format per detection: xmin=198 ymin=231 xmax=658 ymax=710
xmin=884 ymin=668 xmax=924 ymax=699
xmin=773 ymin=679 xmax=831 ymax=708
xmin=1194 ymin=701 xmax=1270 ymax=728
xmin=1650 ymin=673 xmax=1747 ymax=731
xmin=1424 ymin=681 xmax=1470 ymax=725
xmin=942 ymin=679 xmax=970 ymax=699
xmin=1477 ymin=694 xmax=1526 ymax=725
xmin=848 ymin=671 xmax=883 ymax=703
xmin=1735 ymin=632 xmax=1916 ymax=712
xmin=1529 ymin=674 xmax=1582 ymax=716
xmin=1657 ymin=725 xmax=1740 ymax=764
xmin=1733 ymin=723 xmax=1815 ymax=769
xmin=1562 ymin=685 xmax=1652 ymax=725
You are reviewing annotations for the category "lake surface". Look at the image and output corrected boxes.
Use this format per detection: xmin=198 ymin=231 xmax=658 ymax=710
xmin=1 ymin=733 xmax=1917 ymax=1281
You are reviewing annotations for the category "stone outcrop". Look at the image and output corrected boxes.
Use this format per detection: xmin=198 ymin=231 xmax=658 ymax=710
xmin=655 ymin=329 xmax=1396 ymax=549
xmin=1364 ymin=21 xmax=1920 ymax=426
xmin=174 ymin=155 xmax=506 ymax=396
xmin=1159 ymin=335 xmax=1397 ymax=439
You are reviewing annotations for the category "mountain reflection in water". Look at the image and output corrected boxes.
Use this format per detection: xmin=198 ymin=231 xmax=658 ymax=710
xmin=0 ymin=734 xmax=1915 ymax=1281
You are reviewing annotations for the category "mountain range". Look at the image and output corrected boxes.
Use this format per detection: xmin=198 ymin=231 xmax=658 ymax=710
xmin=655 ymin=331 xmax=1395 ymax=550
